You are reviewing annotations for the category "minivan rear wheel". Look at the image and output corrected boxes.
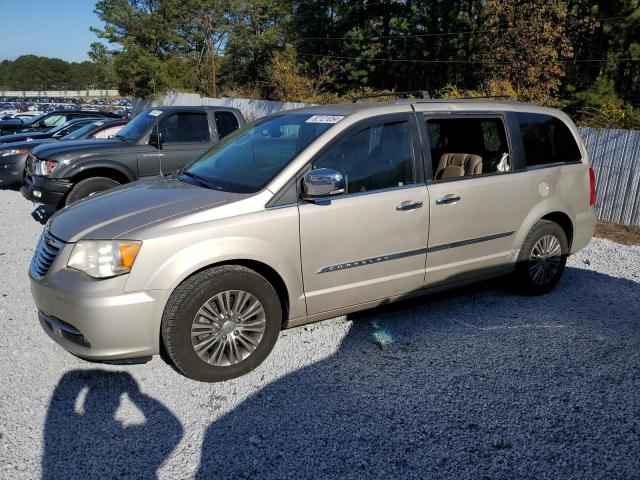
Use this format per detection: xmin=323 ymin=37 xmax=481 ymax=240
xmin=161 ymin=265 xmax=282 ymax=382
xmin=514 ymin=219 xmax=568 ymax=295
xmin=65 ymin=176 xmax=121 ymax=206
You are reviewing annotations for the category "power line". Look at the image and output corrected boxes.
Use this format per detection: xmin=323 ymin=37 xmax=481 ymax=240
xmin=298 ymin=52 xmax=640 ymax=65
xmin=293 ymin=15 xmax=636 ymax=41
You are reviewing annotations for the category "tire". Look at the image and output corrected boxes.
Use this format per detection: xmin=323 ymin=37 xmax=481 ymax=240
xmin=514 ymin=219 xmax=569 ymax=295
xmin=161 ymin=265 xmax=282 ymax=382
xmin=65 ymin=176 xmax=121 ymax=206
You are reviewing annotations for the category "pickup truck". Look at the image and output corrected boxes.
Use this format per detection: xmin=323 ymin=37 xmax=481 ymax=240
xmin=21 ymin=106 xmax=245 ymax=207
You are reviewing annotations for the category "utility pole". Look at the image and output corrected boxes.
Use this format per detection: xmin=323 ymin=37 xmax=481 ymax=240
xmin=210 ymin=36 xmax=217 ymax=98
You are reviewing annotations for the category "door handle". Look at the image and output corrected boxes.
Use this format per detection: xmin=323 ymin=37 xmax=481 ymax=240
xmin=396 ymin=201 xmax=423 ymax=211
xmin=435 ymin=194 xmax=461 ymax=205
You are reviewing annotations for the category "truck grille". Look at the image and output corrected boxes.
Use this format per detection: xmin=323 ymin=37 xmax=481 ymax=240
xmin=29 ymin=230 xmax=65 ymax=280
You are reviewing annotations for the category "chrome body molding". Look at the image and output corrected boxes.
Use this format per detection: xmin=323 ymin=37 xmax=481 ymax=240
xmin=317 ymin=231 xmax=515 ymax=274
xmin=427 ymin=231 xmax=515 ymax=253
xmin=317 ymin=248 xmax=428 ymax=274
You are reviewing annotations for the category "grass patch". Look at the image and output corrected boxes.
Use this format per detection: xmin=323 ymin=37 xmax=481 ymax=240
xmin=595 ymin=221 xmax=640 ymax=246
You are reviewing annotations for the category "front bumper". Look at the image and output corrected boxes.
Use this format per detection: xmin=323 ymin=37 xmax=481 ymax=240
xmin=30 ymin=266 xmax=170 ymax=361
xmin=0 ymin=154 xmax=26 ymax=185
xmin=21 ymin=175 xmax=72 ymax=207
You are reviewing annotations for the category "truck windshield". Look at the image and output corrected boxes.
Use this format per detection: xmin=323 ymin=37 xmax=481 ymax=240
xmin=115 ymin=110 xmax=159 ymax=141
xmin=181 ymin=113 xmax=340 ymax=193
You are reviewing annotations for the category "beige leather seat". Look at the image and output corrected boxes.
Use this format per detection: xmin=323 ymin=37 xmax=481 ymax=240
xmin=435 ymin=153 xmax=483 ymax=179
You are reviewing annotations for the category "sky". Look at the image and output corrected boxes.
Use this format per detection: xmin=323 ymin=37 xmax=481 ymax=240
xmin=0 ymin=0 xmax=106 ymax=62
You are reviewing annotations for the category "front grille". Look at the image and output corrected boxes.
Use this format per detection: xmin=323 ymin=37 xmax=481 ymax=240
xmin=25 ymin=154 xmax=37 ymax=176
xmin=29 ymin=230 xmax=65 ymax=280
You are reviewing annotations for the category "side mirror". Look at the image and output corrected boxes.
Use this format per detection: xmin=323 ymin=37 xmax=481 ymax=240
xmin=148 ymin=130 xmax=164 ymax=149
xmin=302 ymin=168 xmax=345 ymax=201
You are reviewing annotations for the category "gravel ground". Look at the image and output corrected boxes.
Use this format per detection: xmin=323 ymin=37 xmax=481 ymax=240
xmin=0 ymin=186 xmax=639 ymax=480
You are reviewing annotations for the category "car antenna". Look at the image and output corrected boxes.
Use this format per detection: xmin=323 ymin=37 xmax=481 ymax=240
xmin=152 ymin=79 xmax=166 ymax=183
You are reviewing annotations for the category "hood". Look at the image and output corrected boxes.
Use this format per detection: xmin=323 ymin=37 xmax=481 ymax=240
xmin=49 ymin=176 xmax=249 ymax=242
xmin=0 ymin=131 xmax=51 ymax=144
xmin=0 ymin=138 xmax=56 ymax=151
xmin=33 ymin=138 xmax=125 ymax=159
xmin=0 ymin=118 xmax=24 ymax=127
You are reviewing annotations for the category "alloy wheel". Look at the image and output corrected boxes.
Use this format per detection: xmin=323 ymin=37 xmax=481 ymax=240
xmin=528 ymin=234 xmax=562 ymax=285
xmin=190 ymin=290 xmax=266 ymax=366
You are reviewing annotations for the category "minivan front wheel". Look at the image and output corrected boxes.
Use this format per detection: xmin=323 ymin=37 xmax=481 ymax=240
xmin=514 ymin=219 xmax=568 ymax=295
xmin=161 ymin=265 xmax=282 ymax=382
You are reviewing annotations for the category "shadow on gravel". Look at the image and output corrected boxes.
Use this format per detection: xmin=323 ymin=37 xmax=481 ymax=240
xmin=31 ymin=204 xmax=56 ymax=225
xmin=42 ymin=369 xmax=183 ymax=480
xmin=197 ymin=268 xmax=640 ymax=480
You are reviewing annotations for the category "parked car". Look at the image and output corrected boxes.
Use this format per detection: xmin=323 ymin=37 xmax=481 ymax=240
xmin=28 ymin=100 xmax=597 ymax=382
xmin=21 ymin=106 xmax=244 ymax=207
xmin=0 ymin=119 xmax=127 ymax=186
xmin=13 ymin=111 xmax=42 ymax=119
xmin=0 ymin=109 xmax=121 ymax=136
xmin=0 ymin=117 xmax=103 ymax=145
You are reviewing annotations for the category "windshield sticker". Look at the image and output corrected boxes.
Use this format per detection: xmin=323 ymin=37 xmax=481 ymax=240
xmin=148 ymin=110 xmax=163 ymax=117
xmin=305 ymin=115 xmax=345 ymax=124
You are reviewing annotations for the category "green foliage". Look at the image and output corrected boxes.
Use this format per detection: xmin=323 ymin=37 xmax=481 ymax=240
xmin=572 ymin=77 xmax=624 ymax=107
xmin=0 ymin=55 xmax=115 ymax=90
xmin=51 ymin=0 xmax=640 ymax=129
xmin=575 ymin=103 xmax=640 ymax=130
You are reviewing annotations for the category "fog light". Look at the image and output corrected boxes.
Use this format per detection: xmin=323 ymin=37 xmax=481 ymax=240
xmin=33 ymin=190 xmax=42 ymax=198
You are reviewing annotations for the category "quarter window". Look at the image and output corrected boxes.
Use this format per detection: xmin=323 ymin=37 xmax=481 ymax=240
xmin=214 ymin=111 xmax=240 ymax=139
xmin=160 ymin=113 xmax=210 ymax=143
xmin=516 ymin=113 xmax=581 ymax=166
xmin=425 ymin=117 xmax=511 ymax=180
xmin=313 ymin=119 xmax=415 ymax=194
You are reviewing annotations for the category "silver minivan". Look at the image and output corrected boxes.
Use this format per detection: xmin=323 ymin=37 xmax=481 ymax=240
xmin=29 ymin=100 xmax=597 ymax=382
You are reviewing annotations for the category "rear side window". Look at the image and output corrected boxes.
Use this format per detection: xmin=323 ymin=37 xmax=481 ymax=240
xmin=160 ymin=113 xmax=210 ymax=143
xmin=214 ymin=111 xmax=240 ymax=139
xmin=425 ymin=117 xmax=511 ymax=180
xmin=516 ymin=113 xmax=581 ymax=166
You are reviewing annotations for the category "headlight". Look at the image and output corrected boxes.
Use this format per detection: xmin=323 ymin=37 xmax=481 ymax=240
xmin=35 ymin=159 xmax=58 ymax=176
xmin=67 ymin=240 xmax=142 ymax=278
xmin=0 ymin=148 xmax=28 ymax=157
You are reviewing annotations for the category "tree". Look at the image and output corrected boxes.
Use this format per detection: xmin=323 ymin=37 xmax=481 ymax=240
xmin=476 ymin=0 xmax=578 ymax=102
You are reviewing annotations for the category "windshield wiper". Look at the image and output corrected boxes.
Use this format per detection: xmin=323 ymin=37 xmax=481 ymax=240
xmin=181 ymin=171 xmax=216 ymax=189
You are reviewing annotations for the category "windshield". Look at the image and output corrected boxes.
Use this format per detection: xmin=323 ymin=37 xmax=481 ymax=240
xmin=23 ymin=113 xmax=47 ymax=125
xmin=62 ymin=121 xmax=102 ymax=140
xmin=182 ymin=113 xmax=339 ymax=193
xmin=50 ymin=121 xmax=80 ymax=134
xmin=115 ymin=109 xmax=161 ymax=141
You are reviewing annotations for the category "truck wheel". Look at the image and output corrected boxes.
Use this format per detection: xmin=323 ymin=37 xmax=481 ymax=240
xmin=161 ymin=265 xmax=282 ymax=382
xmin=514 ymin=219 xmax=568 ymax=295
xmin=65 ymin=177 xmax=120 ymax=206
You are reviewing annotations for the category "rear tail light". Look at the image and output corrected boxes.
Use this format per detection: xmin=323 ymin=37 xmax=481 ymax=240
xmin=589 ymin=167 xmax=596 ymax=207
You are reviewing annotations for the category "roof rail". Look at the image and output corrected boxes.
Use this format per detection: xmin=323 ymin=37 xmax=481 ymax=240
xmin=351 ymin=90 xmax=431 ymax=103
xmin=448 ymin=95 xmax=517 ymax=101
